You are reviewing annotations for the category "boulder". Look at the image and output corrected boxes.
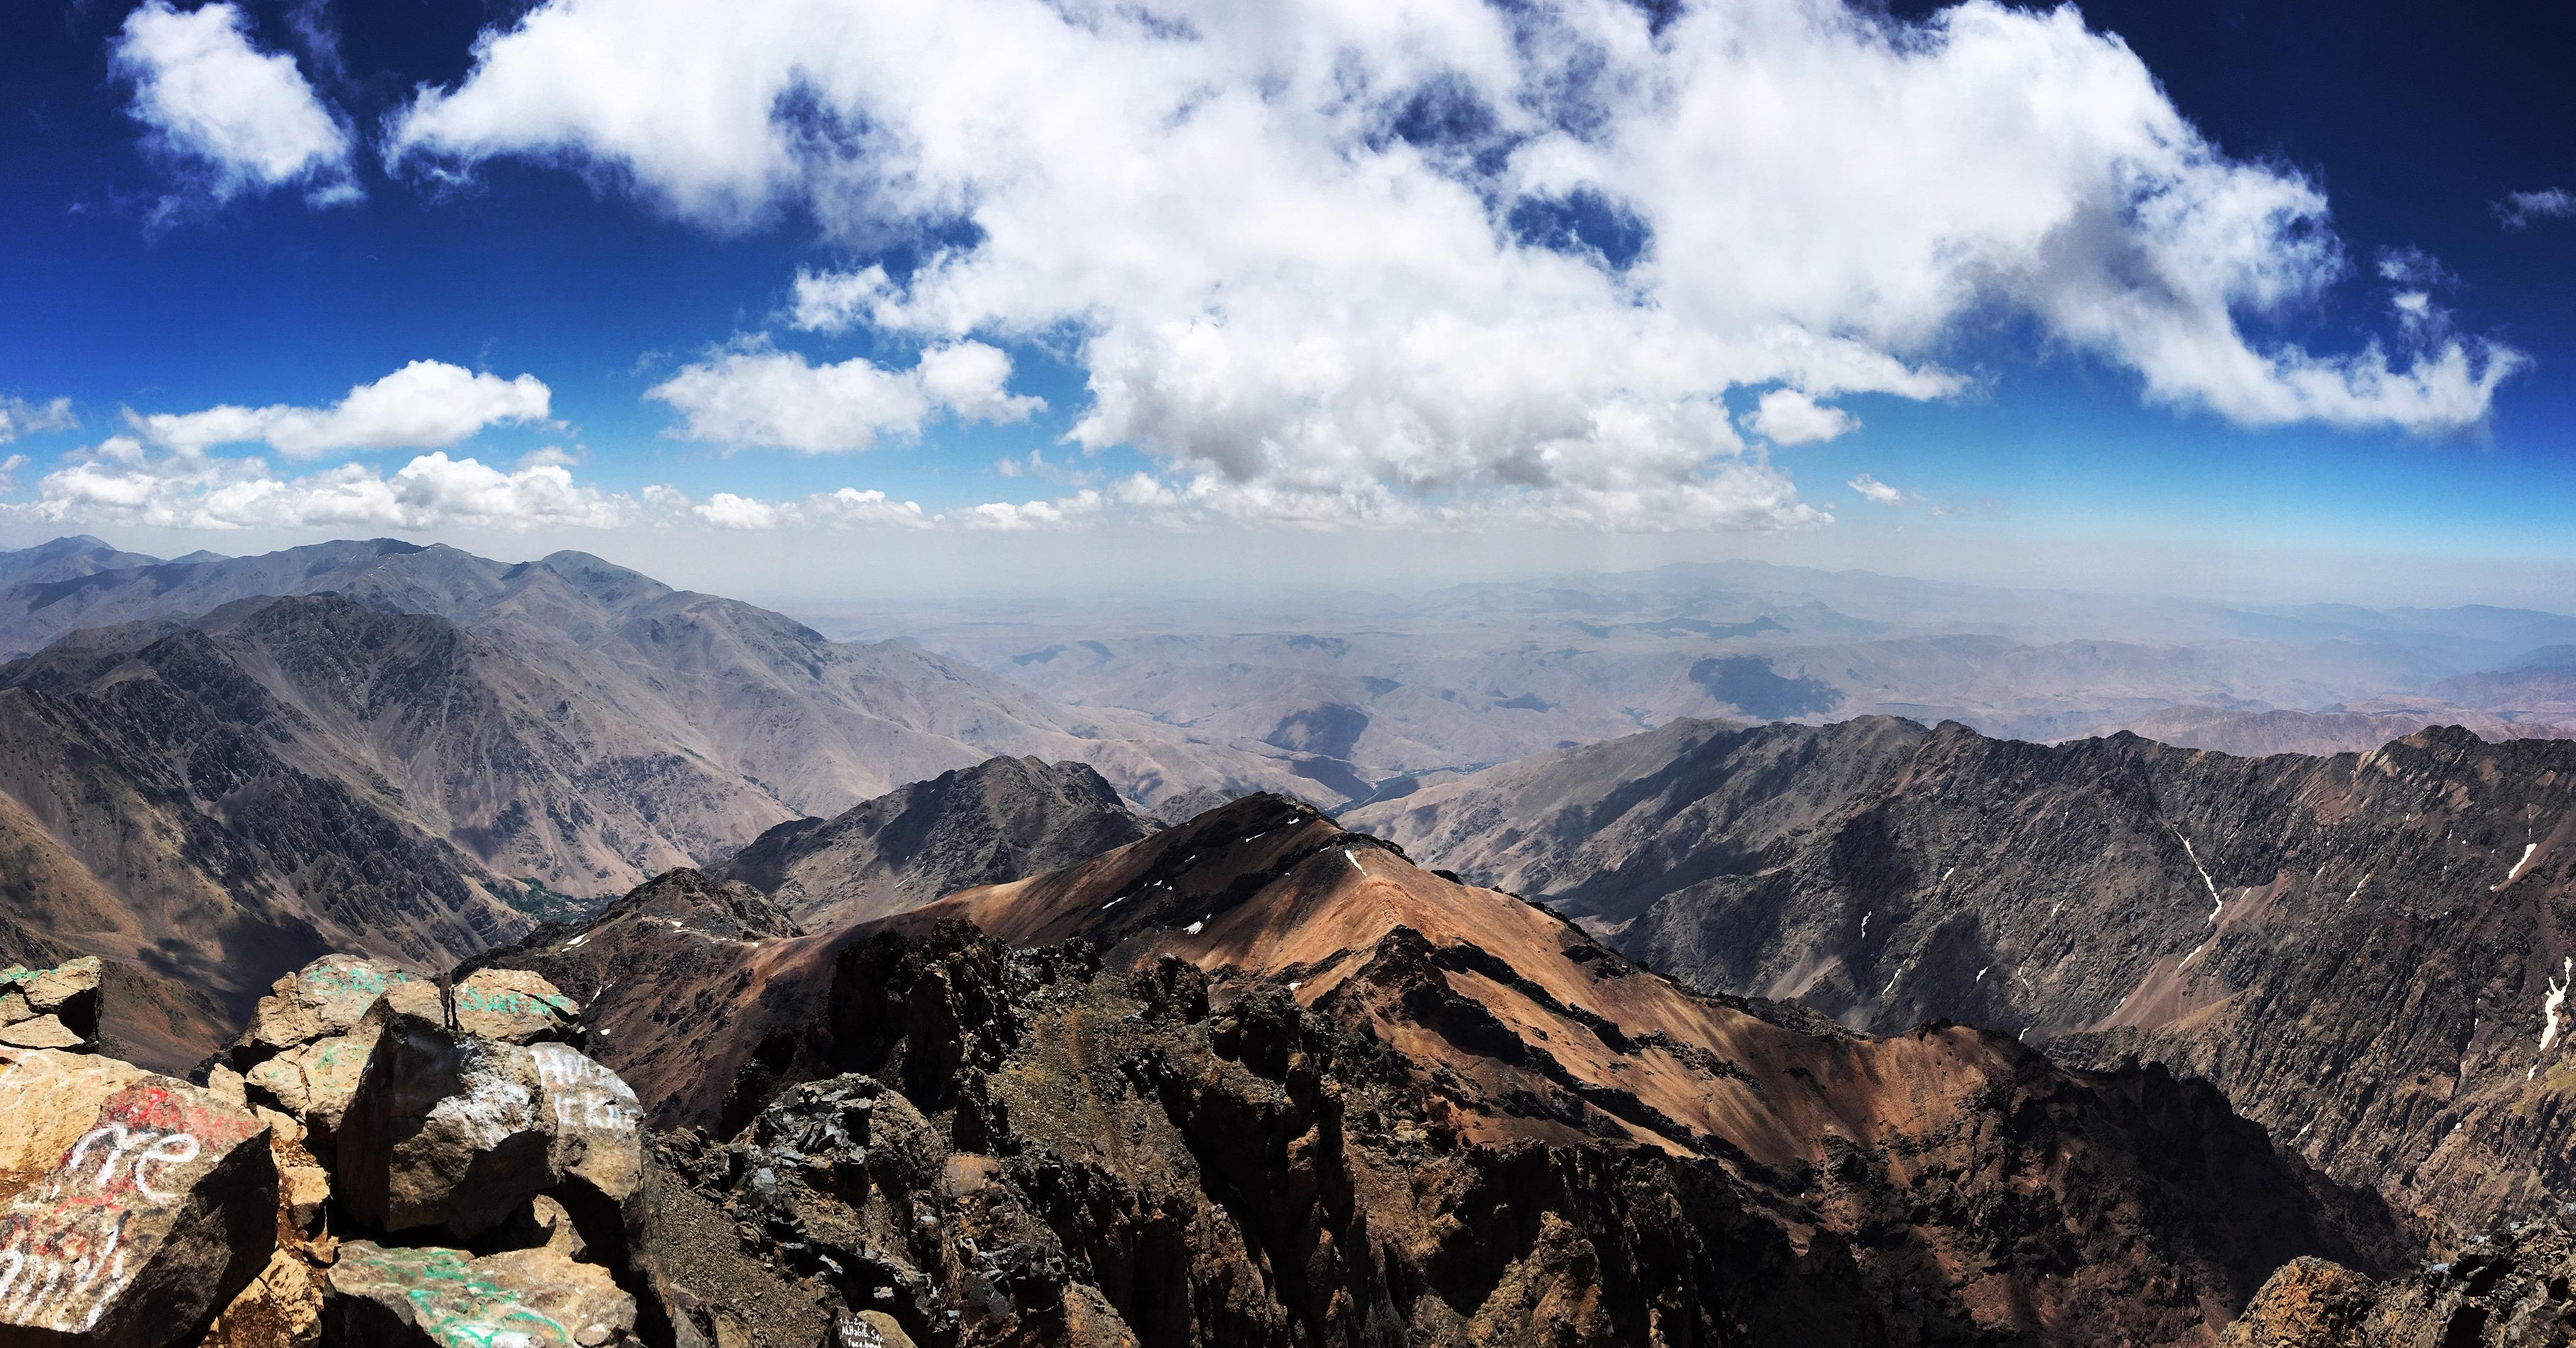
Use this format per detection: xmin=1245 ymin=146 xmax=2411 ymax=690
xmin=456 ymin=970 xmax=582 ymax=1045
xmin=334 ymin=1012 xmax=552 ymax=1240
xmin=230 ymin=956 xmax=436 ymax=1071
xmin=531 ymin=1044 xmax=647 ymax=1263
xmin=242 ymin=1034 xmax=377 ymax=1162
xmin=0 ymin=1017 xmax=86 ymax=1052
xmin=0 ymin=1078 xmax=276 ymax=1345
xmin=197 ymin=1247 xmax=322 ymax=1348
xmin=0 ymin=958 xmax=101 ymax=1046
xmin=0 ymin=1047 xmax=151 ymax=1198
xmin=324 ymin=1241 xmax=637 ymax=1347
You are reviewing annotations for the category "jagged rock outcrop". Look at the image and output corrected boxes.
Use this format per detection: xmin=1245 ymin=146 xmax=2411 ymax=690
xmin=475 ymin=761 xmax=1155 ymax=1132
xmin=2224 ymin=1221 xmax=2576 ymax=1346
xmin=645 ymin=793 xmax=2416 ymax=1346
xmin=1358 ymin=716 xmax=2576 ymax=1234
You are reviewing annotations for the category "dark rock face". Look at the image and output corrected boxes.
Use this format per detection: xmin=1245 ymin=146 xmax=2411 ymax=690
xmin=660 ymin=909 xmax=2408 ymax=1347
xmin=1360 ymin=716 xmax=2576 ymax=1234
xmin=715 ymin=756 xmax=1154 ymax=929
xmin=2223 ymin=1221 xmax=2576 ymax=1347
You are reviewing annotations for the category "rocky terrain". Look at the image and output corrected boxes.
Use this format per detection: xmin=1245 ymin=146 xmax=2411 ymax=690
xmin=1357 ymin=715 xmax=2576 ymax=1235
xmin=465 ymin=757 xmax=1162 ymax=1128
xmin=2221 ymin=1220 xmax=2576 ymax=1347
xmin=675 ymin=792 xmax=2410 ymax=1345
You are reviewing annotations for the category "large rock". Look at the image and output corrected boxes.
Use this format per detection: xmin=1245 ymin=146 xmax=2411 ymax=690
xmin=0 ymin=1047 xmax=152 ymax=1198
xmin=197 ymin=1247 xmax=322 ymax=1348
xmin=324 ymin=1241 xmax=637 ymax=1347
xmin=242 ymin=1035 xmax=375 ymax=1163
xmin=530 ymin=1044 xmax=646 ymax=1264
xmin=0 ymin=1078 xmax=276 ymax=1345
xmin=230 ymin=956 xmax=436 ymax=1071
xmin=334 ymin=1012 xmax=552 ymax=1240
xmin=456 ymin=970 xmax=582 ymax=1046
xmin=336 ymin=1014 xmax=647 ymax=1251
xmin=0 ymin=958 xmax=102 ymax=1049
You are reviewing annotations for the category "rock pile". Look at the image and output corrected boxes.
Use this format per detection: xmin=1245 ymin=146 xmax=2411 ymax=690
xmin=0 ymin=952 xmax=645 ymax=1347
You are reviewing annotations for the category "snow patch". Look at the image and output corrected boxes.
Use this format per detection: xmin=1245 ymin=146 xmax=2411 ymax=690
xmin=2347 ymin=873 xmax=2370 ymax=903
xmin=2493 ymin=842 xmax=2541 ymax=892
xmin=1975 ymin=966 xmax=1989 ymax=984
xmin=2533 ymin=956 xmax=2571 ymax=1080
xmin=1183 ymin=920 xmax=1204 ymax=936
xmin=2172 ymin=829 xmax=2224 ymax=918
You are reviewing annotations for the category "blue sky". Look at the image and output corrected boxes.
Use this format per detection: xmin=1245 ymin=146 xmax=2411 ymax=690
xmin=1 ymin=0 xmax=2569 ymax=605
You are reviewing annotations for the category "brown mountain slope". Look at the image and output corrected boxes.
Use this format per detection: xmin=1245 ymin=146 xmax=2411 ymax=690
xmin=1355 ymin=715 xmax=2576 ymax=1234
xmin=0 ymin=613 xmax=531 ymax=1047
xmin=470 ymin=757 xmax=1159 ymax=1126
xmin=0 ymin=538 xmax=1319 ymax=812
xmin=702 ymin=793 xmax=2409 ymax=1345
xmin=714 ymin=756 xmax=1153 ymax=927
xmin=176 ymin=594 xmax=797 ymax=892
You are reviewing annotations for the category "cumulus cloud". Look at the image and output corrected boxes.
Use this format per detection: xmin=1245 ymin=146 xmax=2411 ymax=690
xmin=0 ymin=397 xmax=78 ymax=444
xmin=2497 ymin=189 xmax=2576 ymax=231
xmin=1847 ymin=473 xmax=1914 ymax=507
xmin=388 ymin=0 xmax=2524 ymax=527
xmin=7 ymin=438 xmax=625 ymax=531
xmin=1746 ymin=389 xmax=1860 ymax=445
xmin=0 ymin=456 xmax=26 ymax=495
xmin=647 ymin=341 xmax=1040 ymax=453
xmin=111 ymin=1 xmax=355 ymax=212
xmin=132 ymin=361 xmax=551 ymax=458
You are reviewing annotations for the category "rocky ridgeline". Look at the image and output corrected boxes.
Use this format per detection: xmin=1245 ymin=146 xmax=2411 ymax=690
xmin=0 ymin=951 xmax=650 ymax=1347
xmin=2223 ymin=1221 xmax=2576 ymax=1346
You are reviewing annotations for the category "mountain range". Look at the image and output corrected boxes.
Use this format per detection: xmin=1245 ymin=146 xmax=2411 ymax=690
xmin=1355 ymin=715 xmax=2576 ymax=1235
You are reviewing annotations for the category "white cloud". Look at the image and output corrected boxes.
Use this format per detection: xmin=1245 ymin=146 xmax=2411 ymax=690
xmin=111 ymin=1 xmax=355 ymax=211
xmin=2498 ymin=189 xmax=2576 ymax=231
xmin=387 ymin=0 xmax=2524 ymax=527
xmin=688 ymin=487 xmax=931 ymax=529
xmin=6 ymin=438 xmax=626 ymax=531
xmin=0 ymin=456 xmax=26 ymax=495
xmin=1848 ymin=473 xmax=1913 ymax=507
xmin=0 ymin=397 xmax=78 ymax=444
xmin=1746 ymin=389 xmax=1860 ymax=445
xmin=132 ymin=361 xmax=551 ymax=459
xmin=647 ymin=341 xmax=1040 ymax=453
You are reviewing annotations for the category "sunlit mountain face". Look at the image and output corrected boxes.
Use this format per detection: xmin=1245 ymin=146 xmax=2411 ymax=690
xmin=4 ymin=4 xmax=2575 ymax=1345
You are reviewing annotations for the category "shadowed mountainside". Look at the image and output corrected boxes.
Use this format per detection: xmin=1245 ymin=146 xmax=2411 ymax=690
xmin=1357 ymin=715 xmax=2576 ymax=1234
